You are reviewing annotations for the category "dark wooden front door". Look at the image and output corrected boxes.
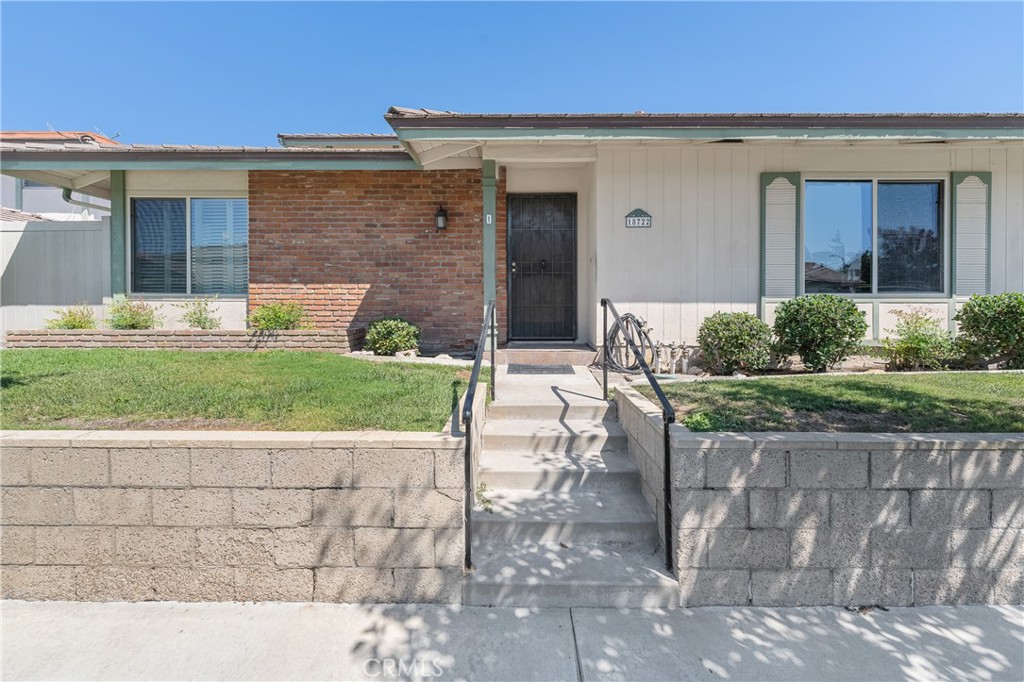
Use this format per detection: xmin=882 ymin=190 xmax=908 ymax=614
xmin=507 ymin=194 xmax=577 ymax=340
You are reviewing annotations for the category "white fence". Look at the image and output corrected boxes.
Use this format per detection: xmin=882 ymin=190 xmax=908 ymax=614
xmin=1 ymin=216 xmax=111 ymax=341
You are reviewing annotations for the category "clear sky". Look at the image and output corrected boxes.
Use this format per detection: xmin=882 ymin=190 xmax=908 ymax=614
xmin=2 ymin=1 xmax=1022 ymax=146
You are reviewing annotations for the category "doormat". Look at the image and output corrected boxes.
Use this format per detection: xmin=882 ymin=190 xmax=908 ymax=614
xmin=507 ymin=364 xmax=575 ymax=375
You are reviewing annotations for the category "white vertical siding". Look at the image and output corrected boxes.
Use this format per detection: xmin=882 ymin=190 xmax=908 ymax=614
xmin=593 ymin=143 xmax=1024 ymax=345
xmin=594 ymin=146 xmax=761 ymax=344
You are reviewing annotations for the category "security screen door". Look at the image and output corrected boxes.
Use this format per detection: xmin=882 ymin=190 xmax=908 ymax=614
xmin=507 ymin=194 xmax=577 ymax=340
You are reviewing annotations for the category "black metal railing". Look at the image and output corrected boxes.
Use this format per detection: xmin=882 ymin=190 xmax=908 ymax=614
xmin=601 ymin=298 xmax=676 ymax=572
xmin=462 ymin=300 xmax=496 ymax=570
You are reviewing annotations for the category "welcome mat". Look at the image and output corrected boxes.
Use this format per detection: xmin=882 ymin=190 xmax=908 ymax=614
xmin=507 ymin=364 xmax=575 ymax=375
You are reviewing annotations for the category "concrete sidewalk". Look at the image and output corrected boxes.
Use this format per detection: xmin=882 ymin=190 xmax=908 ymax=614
xmin=2 ymin=601 xmax=1022 ymax=681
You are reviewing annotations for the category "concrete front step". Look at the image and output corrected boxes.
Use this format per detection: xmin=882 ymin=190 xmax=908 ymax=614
xmin=472 ymin=489 xmax=657 ymax=545
xmin=465 ymin=542 xmax=678 ymax=608
xmin=478 ymin=449 xmax=640 ymax=492
xmin=483 ymin=419 xmax=627 ymax=454
xmin=486 ymin=401 xmax=616 ymax=422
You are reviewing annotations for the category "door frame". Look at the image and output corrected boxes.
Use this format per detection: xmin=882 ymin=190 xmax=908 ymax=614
xmin=505 ymin=192 xmax=578 ymax=341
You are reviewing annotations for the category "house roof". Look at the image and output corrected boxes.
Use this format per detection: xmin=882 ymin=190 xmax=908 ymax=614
xmin=385 ymin=108 xmax=1024 ymax=130
xmin=0 ymin=130 xmax=120 ymax=146
xmin=0 ymin=206 xmax=54 ymax=222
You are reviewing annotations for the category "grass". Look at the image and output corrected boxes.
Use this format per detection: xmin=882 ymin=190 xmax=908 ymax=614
xmin=0 ymin=349 xmax=484 ymax=432
xmin=639 ymin=373 xmax=1024 ymax=432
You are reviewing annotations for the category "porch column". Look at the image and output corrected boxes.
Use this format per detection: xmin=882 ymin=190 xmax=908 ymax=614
xmin=482 ymin=160 xmax=497 ymax=309
xmin=109 ymin=170 xmax=127 ymax=295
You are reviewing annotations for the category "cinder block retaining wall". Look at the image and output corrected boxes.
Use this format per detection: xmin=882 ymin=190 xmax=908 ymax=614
xmin=4 ymin=329 xmax=354 ymax=353
xmin=0 ymin=391 xmax=484 ymax=604
xmin=616 ymin=387 xmax=1024 ymax=607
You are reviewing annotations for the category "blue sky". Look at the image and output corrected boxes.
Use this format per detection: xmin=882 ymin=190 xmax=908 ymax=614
xmin=2 ymin=2 xmax=1022 ymax=146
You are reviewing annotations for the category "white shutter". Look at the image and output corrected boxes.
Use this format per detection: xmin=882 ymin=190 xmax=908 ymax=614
xmin=952 ymin=173 xmax=990 ymax=296
xmin=762 ymin=173 xmax=799 ymax=298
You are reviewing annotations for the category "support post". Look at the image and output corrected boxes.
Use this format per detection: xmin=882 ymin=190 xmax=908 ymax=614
xmin=109 ymin=170 xmax=127 ymax=295
xmin=482 ymin=160 xmax=497 ymax=327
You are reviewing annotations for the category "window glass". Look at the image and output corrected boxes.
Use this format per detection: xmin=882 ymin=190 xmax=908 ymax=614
xmin=804 ymin=181 xmax=872 ymax=294
xmin=131 ymin=198 xmax=186 ymax=293
xmin=877 ymin=182 xmax=942 ymax=293
xmin=191 ymin=199 xmax=248 ymax=294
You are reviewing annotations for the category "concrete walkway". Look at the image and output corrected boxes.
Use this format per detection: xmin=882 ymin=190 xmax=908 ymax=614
xmin=2 ymin=601 xmax=1021 ymax=681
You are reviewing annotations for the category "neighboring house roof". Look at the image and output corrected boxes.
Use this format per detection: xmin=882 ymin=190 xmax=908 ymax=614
xmin=0 ymin=206 xmax=55 ymax=222
xmin=385 ymin=108 xmax=1024 ymax=130
xmin=0 ymin=130 xmax=120 ymax=146
xmin=277 ymin=133 xmax=403 ymax=149
xmin=0 ymin=142 xmax=414 ymax=162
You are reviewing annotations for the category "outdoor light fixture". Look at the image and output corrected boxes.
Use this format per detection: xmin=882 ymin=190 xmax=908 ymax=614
xmin=435 ymin=205 xmax=448 ymax=231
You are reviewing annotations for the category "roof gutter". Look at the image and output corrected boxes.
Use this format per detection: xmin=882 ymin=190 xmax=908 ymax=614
xmin=62 ymin=188 xmax=109 ymax=212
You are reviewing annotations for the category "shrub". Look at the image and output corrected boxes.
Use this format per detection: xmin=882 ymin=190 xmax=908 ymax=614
xmin=176 ymin=297 xmax=221 ymax=330
xmin=44 ymin=304 xmax=97 ymax=330
xmin=697 ymin=312 xmax=772 ymax=375
xmin=247 ymin=302 xmax=307 ymax=331
xmin=364 ymin=317 xmax=421 ymax=356
xmin=954 ymin=293 xmax=1024 ymax=369
xmin=682 ymin=411 xmax=720 ymax=432
xmin=773 ymin=294 xmax=868 ymax=372
xmin=107 ymin=297 xmax=162 ymax=330
xmin=882 ymin=308 xmax=955 ymax=371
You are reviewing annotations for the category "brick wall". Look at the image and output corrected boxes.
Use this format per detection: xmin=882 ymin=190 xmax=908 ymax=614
xmin=248 ymin=170 xmax=507 ymax=353
xmin=4 ymin=329 xmax=353 ymax=353
xmin=0 ymin=388 xmax=488 ymax=604
xmin=616 ymin=388 xmax=1024 ymax=607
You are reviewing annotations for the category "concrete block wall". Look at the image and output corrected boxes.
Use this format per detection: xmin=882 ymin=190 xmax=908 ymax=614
xmin=616 ymin=388 xmax=1024 ymax=607
xmin=0 ymin=426 xmax=478 ymax=603
xmin=4 ymin=329 xmax=353 ymax=353
xmin=615 ymin=387 xmax=668 ymax=552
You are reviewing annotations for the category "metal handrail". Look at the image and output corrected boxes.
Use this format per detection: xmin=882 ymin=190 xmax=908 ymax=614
xmin=462 ymin=300 xmax=496 ymax=570
xmin=601 ymin=298 xmax=676 ymax=572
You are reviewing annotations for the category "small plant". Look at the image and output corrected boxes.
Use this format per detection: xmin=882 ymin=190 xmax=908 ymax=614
xmin=247 ymin=302 xmax=308 ymax=331
xmin=364 ymin=316 xmax=421 ymax=356
xmin=683 ymin=411 xmax=720 ymax=432
xmin=697 ymin=312 xmax=772 ymax=375
xmin=476 ymin=482 xmax=494 ymax=513
xmin=107 ymin=297 xmax=162 ymax=330
xmin=882 ymin=308 xmax=956 ymax=371
xmin=773 ymin=295 xmax=868 ymax=372
xmin=176 ymin=297 xmax=222 ymax=330
xmin=954 ymin=293 xmax=1024 ymax=369
xmin=44 ymin=304 xmax=97 ymax=330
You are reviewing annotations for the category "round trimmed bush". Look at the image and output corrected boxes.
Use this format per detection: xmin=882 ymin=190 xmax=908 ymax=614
xmin=773 ymin=295 xmax=868 ymax=372
xmin=954 ymin=292 xmax=1024 ymax=368
xmin=364 ymin=317 xmax=421 ymax=356
xmin=697 ymin=312 xmax=772 ymax=375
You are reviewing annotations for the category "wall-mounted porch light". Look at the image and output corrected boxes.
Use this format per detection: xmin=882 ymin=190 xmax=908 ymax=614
xmin=435 ymin=205 xmax=448 ymax=231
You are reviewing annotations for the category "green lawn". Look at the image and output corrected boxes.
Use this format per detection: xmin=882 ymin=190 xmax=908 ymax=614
xmin=0 ymin=349 xmax=481 ymax=432
xmin=640 ymin=373 xmax=1024 ymax=432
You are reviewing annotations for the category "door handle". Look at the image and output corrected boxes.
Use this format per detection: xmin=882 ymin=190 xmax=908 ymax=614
xmin=510 ymin=261 xmax=517 ymax=278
